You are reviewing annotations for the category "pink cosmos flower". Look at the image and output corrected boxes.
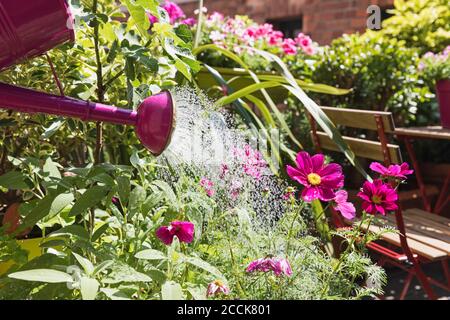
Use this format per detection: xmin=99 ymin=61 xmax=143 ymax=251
xmin=282 ymin=38 xmax=297 ymax=55
xmin=246 ymin=257 xmax=292 ymax=277
xmin=286 ymin=152 xmax=344 ymax=202
xmin=181 ymin=17 xmax=196 ymax=26
xmin=233 ymin=145 xmax=267 ymax=180
xmin=200 ymin=177 xmax=215 ymax=197
xmin=357 ymin=179 xmax=398 ymax=215
xmin=369 ymin=162 xmax=414 ymax=180
xmin=206 ymin=280 xmax=230 ymax=297
xmin=163 ymin=1 xmax=185 ymax=23
xmin=230 ymin=180 xmax=243 ymax=200
xmin=272 ymin=258 xmax=293 ymax=276
xmin=156 ymin=221 xmax=195 ymax=245
xmin=332 ymin=190 xmax=356 ymax=220
xmin=220 ymin=164 xmax=229 ymax=179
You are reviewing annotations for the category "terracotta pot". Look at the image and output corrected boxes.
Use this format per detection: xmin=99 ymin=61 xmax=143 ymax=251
xmin=436 ymin=79 xmax=450 ymax=129
xmin=2 ymin=203 xmax=31 ymax=237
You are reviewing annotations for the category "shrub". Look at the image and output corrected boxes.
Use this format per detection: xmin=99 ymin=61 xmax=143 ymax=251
xmin=381 ymin=0 xmax=450 ymax=54
xmin=308 ymin=33 xmax=433 ymax=126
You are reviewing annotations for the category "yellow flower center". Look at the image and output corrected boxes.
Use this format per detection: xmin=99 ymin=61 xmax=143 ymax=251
xmin=371 ymin=195 xmax=382 ymax=204
xmin=214 ymin=280 xmax=224 ymax=287
xmin=307 ymin=173 xmax=322 ymax=186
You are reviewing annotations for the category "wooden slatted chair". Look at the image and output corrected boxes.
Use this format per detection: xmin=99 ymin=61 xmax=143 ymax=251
xmin=309 ymin=106 xmax=450 ymax=300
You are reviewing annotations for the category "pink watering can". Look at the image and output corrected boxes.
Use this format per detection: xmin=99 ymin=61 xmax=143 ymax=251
xmin=0 ymin=0 xmax=176 ymax=155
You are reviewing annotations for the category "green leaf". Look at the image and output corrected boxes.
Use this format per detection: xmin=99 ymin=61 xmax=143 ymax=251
xmin=103 ymin=262 xmax=152 ymax=284
xmin=92 ymin=222 xmax=109 ymax=242
xmin=215 ymin=81 xmax=283 ymax=106
xmin=72 ymin=252 xmax=94 ymax=275
xmin=69 ymin=186 xmax=109 ymax=217
xmin=152 ymin=180 xmax=178 ymax=207
xmin=21 ymin=194 xmax=57 ymax=229
xmin=135 ymin=249 xmax=167 ymax=261
xmin=161 ymin=281 xmax=184 ymax=300
xmin=184 ymin=256 xmax=224 ymax=280
xmin=117 ymin=175 xmax=130 ymax=207
xmin=175 ymin=24 xmax=193 ymax=43
xmin=50 ymin=193 xmax=74 ymax=216
xmin=80 ymin=277 xmax=99 ymax=300
xmin=124 ymin=0 xmax=150 ymax=38
xmin=8 ymin=269 xmax=73 ymax=283
xmin=128 ymin=185 xmax=146 ymax=217
xmin=48 ymin=225 xmax=90 ymax=239
xmin=0 ymin=171 xmax=28 ymax=189
xmin=41 ymin=119 xmax=65 ymax=139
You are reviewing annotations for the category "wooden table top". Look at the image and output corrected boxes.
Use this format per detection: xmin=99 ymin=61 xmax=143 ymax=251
xmin=395 ymin=126 xmax=450 ymax=140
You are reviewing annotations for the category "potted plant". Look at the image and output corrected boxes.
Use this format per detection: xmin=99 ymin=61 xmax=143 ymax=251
xmin=420 ymin=46 xmax=450 ymax=128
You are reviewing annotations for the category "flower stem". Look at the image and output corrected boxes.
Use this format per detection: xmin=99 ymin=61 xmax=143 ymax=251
xmin=320 ymin=211 xmax=366 ymax=298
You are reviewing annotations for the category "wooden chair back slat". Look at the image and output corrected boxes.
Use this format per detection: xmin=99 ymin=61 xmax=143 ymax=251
xmin=320 ymin=106 xmax=396 ymax=133
xmin=313 ymin=131 xmax=402 ymax=164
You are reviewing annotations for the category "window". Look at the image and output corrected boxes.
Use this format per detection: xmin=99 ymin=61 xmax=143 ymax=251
xmin=381 ymin=5 xmax=394 ymax=22
xmin=267 ymin=17 xmax=303 ymax=39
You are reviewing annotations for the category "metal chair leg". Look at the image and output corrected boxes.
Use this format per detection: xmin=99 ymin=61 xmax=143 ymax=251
xmin=399 ymin=272 xmax=414 ymax=300
xmin=411 ymin=260 xmax=437 ymax=300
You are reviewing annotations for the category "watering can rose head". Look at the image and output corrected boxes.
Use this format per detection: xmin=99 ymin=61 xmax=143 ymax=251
xmin=136 ymin=91 xmax=176 ymax=155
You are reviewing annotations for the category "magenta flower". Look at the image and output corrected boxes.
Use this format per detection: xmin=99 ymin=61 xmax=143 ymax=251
xmin=268 ymin=31 xmax=283 ymax=45
xmin=156 ymin=221 xmax=194 ymax=245
xmin=272 ymin=258 xmax=293 ymax=276
xmin=332 ymin=190 xmax=356 ymax=220
xmin=282 ymin=38 xmax=297 ymax=55
xmin=233 ymin=145 xmax=267 ymax=180
xmin=369 ymin=162 xmax=414 ymax=180
xmin=286 ymin=152 xmax=344 ymax=202
xmin=357 ymin=180 xmax=398 ymax=215
xmin=230 ymin=180 xmax=243 ymax=200
xmin=206 ymin=280 xmax=230 ymax=297
xmin=163 ymin=1 xmax=185 ymax=24
xmin=295 ymin=33 xmax=312 ymax=48
xmin=220 ymin=164 xmax=229 ymax=179
xmin=246 ymin=257 xmax=293 ymax=277
xmin=200 ymin=177 xmax=215 ymax=197
xmin=208 ymin=12 xmax=224 ymax=23
xmin=147 ymin=12 xmax=159 ymax=24
xmin=181 ymin=17 xmax=196 ymax=26
xmin=282 ymin=186 xmax=296 ymax=201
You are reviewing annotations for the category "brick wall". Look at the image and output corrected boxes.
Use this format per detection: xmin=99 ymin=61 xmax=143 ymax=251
xmin=174 ymin=0 xmax=394 ymax=45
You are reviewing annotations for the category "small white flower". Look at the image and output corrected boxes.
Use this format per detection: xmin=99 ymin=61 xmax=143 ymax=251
xmin=210 ymin=31 xmax=225 ymax=42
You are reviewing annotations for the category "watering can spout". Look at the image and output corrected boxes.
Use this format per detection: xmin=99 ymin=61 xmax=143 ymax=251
xmin=0 ymin=83 xmax=175 ymax=156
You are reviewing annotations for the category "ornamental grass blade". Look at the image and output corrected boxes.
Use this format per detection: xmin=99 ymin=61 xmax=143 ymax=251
xmin=194 ymin=45 xmax=303 ymax=149
xmin=249 ymin=48 xmax=370 ymax=179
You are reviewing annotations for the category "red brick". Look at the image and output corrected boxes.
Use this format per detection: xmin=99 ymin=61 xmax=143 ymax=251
xmin=174 ymin=0 xmax=394 ymax=45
